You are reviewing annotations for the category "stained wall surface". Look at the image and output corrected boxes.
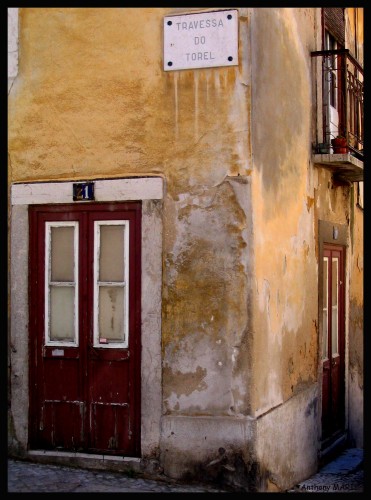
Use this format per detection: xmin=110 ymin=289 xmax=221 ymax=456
xmin=249 ymin=9 xmax=320 ymax=489
xmin=8 ymin=7 xmax=363 ymax=491
xmin=344 ymin=7 xmax=364 ymax=448
xmin=8 ymin=7 xmax=254 ymax=419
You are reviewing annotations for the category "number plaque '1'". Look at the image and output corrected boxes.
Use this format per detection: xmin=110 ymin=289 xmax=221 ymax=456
xmin=73 ymin=182 xmax=95 ymax=201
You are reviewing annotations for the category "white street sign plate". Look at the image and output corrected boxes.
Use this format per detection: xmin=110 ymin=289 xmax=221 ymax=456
xmin=164 ymin=9 xmax=238 ymax=71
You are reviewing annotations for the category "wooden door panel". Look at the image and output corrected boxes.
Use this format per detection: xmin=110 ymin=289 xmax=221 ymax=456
xmin=88 ymin=349 xmax=133 ymax=453
xmin=85 ymin=207 xmax=141 ymax=455
xmin=39 ymin=401 xmax=85 ymax=450
xmin=331 ymin=355 xmax=342 ymax=430
xmin=89 ymin=360 xmax=130 ymax=403
xmin=42 ymin=359 xmax=81 ymax=400
xmin=321 ymin=359 xmax=331 ymax=436
xmin=90 ymin=404 xmax=131 ymax=453
xmin=29 ymin=203 xmax=141 ymax=457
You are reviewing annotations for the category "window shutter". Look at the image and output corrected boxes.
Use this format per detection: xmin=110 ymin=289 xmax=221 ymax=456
xmin=323 ymin=8 xmax=345 ymax=46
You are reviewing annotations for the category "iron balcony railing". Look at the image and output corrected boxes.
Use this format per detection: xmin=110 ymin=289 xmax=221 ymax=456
xmin=311 ymin=49 xmax=364 ymax=161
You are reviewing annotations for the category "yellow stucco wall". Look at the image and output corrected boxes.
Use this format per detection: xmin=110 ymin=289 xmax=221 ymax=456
xmin=250 ymin=8 xmax=318 ymax=416
xmin=348 ymin=188 xmax=364 ymax=447
xmin=7 ymin=6 xmax=347 ymax=415
xmin=8 ymin=6 xmax=363 ymax=467
xmin=9 ymin=8 xmax=250 ymax=186
xmin=346 ymin=8 xmax=363 ymax=64
xmin=345 ymin=7 xmax=364 ymax=447
xmin=8 ymin=7 xmax=254 ymax=416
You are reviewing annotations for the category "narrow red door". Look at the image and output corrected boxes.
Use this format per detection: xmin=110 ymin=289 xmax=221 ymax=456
xmin=321 ymin=245 xmax=345 ymax=444
xmin=29 ymin=202 xmax=141 ymax=456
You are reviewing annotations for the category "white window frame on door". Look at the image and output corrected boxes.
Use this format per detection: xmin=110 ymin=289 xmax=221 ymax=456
xmin=44 ymin=221 xmax=79 ymax=347
xmin=331 ymin=256 xmax=339 ymax=357
xmin=93 ymin=220 xmax=130 ymax=349
xmin=322 ymin=256 xmax=329 ymax=362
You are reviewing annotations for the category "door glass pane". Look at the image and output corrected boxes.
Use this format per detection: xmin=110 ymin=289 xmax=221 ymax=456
xmin=98 ymin=286 xmax=125 ymax=341
xmin=94 ymin=220 xmax=129 ymax=348
xmin=51 ymin=226 xmax=74 ymax=281
xmin=331 ymin=257 xmax=339 ymax=355
xmin=50 ymin=286 xmax=75 ymax=341
xmin=45 ymin=222 xmax=78 ymax=346
xmin=99 ymin=225 xmax=125 ymax=282
xmin=322 ymin=257 xmax=329 ymax=360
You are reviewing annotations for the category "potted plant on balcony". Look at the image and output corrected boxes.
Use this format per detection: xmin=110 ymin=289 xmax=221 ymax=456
xmin=331 ymin=135 xmax=348 ymax=154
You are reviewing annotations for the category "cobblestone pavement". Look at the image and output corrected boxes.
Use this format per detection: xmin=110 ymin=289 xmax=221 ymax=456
xmin=7 ymin=448 xmax=364 ymax=493
xmin=7 ymin=458 xmax=228 ymax=493
xmin=286 ymin=448 xmax=364 ymax=493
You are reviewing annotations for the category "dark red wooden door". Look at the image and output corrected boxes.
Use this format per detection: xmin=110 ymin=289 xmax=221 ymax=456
xmin=29 ymin=203 xmax=141 ymax=456
xmin=321 ymin=245 xmax=345 ymax=443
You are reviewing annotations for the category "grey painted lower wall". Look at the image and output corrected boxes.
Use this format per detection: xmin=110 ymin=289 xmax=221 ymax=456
xmin=255 ymin=385 xmax=319 ymax=491
xmin=140 ymin=199 xmax=163 ymax=457
xmin=159 ymin=386 xmax=319 ymax=492
xmin=348 ymin=370 xmax=363 ymax=448
xmin=9 ymin=204 xmax=29 ymax=456
xmin=160 ymin=414 xmax=256 ymax=489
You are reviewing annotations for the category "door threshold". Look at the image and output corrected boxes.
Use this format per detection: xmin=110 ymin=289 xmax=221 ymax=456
xmin=27 ymin=450 xmax=141 ymax=473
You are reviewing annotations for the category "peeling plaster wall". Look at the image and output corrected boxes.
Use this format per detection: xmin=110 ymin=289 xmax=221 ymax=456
xmin=344 ymin=8 xmax=364 ymax=450
xmin=348 ymin=239 xmax=363 ymax=448
xmin=7 ymin=6 xmax=364 ymax=491
xmin=8 ymin=5 xmax=255 ymax=474
xmin=163 ymin=176 xmax=253 ymax=417
xmin=250 ymin=8 xmax=320 ymax=484
xmin=251 ymin=7 xmax=318 ymax=412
